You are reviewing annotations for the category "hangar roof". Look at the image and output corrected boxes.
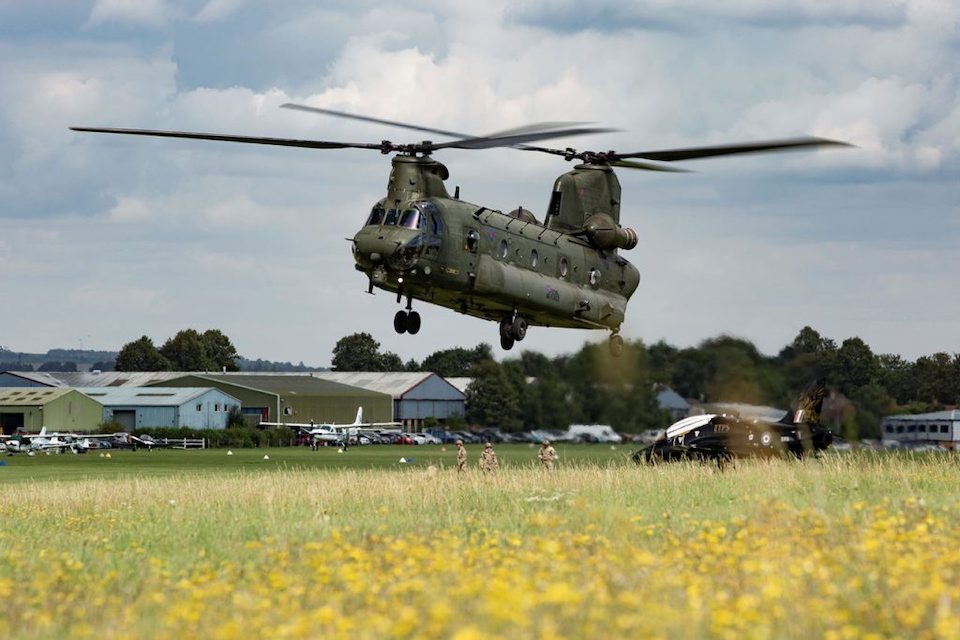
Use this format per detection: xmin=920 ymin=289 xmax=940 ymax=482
xmin=0 ymin=387 xmax=74 ymax=405
xmin=77 ymin=387 xmax=238 ymax=406
xmin=312 ymin=372 xmax=464 ymax=399
xmin=191 ymin=374 xmax=389 ymax=399
xmin=2 ymin=371 xmax=187 ymax=387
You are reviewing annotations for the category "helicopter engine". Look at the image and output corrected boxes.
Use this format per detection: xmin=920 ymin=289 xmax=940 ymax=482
xmin=581 ymin=212 xmax=638 ymax=251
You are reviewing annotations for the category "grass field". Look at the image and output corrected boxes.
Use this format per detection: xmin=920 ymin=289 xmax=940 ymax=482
xmin=2 ymin=446 xmax=959 ymax=639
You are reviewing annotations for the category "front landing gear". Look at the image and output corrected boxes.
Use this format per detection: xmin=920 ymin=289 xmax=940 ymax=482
xmin=394 ymin=310 xmax=421 ymax=334
xmin=609 ymin=332 xmax=624 ymax=357
xmin=499 ymin=313 xmax=528 ymax=351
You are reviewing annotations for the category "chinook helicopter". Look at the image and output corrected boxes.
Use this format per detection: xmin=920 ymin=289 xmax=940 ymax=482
xmin=72 ymin=107 xmax=849 ymax=355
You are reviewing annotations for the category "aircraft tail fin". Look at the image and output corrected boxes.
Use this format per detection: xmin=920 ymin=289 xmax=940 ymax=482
xmin=352 ymin=406 xmax=363 ymax=426
xmin=780 ymin=378 xmax=827 ymax=425
xmin=39 ymin=427 xmax=47 ymax=437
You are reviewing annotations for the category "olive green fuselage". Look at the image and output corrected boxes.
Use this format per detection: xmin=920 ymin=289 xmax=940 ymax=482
xmin=352 ymin=155 xmax=640 ymax=331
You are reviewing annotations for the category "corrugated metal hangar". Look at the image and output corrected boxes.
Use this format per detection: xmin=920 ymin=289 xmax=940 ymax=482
xmin=79 ymin=387 xmax=242 ymax=430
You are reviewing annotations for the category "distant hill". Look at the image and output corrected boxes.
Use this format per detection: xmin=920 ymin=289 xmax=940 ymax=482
xmin=0 ymin=346 xmax=323 ymax=373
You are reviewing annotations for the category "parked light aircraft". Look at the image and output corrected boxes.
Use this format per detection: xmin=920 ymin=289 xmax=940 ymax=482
xmin=260 ymin=407 xmax=401 ymax=445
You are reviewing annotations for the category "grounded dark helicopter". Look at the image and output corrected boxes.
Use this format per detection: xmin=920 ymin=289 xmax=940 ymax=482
xmin=72 ymin=108 xmax=849 ymax=355
xmin=633 ymin=378 xmax=832 ymax=463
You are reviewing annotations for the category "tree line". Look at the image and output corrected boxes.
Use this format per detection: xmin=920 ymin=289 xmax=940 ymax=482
xmin=331 ymin=328 xmax=960 ymax=439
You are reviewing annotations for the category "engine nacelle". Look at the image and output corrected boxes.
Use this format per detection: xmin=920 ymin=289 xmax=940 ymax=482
xmin=582 ymin=213 xmax=638 ymax=251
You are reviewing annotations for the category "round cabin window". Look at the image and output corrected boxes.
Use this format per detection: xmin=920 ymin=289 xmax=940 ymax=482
xmin=530 ymin=249 xmax=539 ymax=268
xmin=559 ymin=257 xmax=569 ymax=278
xmin=466 ymin=229 xmax=479 ymax=252
xmin=589 ymin=268 xmax=601 ymax=287
xmin=498 ymin=239 xmax=509 ymax=259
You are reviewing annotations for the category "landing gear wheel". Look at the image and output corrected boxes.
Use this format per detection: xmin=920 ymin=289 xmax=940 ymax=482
xmin=499 ymin=317 xmax=514 ymax=340
xmin=609 ymin=333 xmax=624 ymax=357
xmin=406 ymin=311 xmax=421 ymax=335
xmin=393 ymin=310 xmax=408 ymax=334
xmin=499 ymin=317 xmax=515 ymax=350
xmin=511 ymin=316 xmax=528 ymax=341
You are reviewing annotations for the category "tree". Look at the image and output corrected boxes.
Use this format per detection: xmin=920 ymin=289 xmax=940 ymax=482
xmin=420 ymin=344 xmax=494 ymax=377
xmin=202 ymin=329 xmax=240 ymax=372
xmin=331 ymin=332 xmax=405 ymax=371
xmin=160 ymin=329 xmax=211 ymax=371
xmin=115 ymin=336 xmax=171 ymax=372
xmin=833 ymin=337 xmax=877 ymax=395
xmin=465 ymin=359 xmax=522 ymax=431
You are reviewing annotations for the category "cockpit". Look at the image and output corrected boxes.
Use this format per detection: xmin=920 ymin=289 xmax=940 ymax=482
xmin=366 ymin=200 xmax=443 ymax=235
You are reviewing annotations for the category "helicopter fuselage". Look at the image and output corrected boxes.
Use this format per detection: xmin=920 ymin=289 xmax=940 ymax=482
xmin=352 ymin=155 xmax=640 ymax=346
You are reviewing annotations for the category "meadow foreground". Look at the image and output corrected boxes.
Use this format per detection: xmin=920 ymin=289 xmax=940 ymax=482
xmin=1 ymin=449 xmax=958 ymax=639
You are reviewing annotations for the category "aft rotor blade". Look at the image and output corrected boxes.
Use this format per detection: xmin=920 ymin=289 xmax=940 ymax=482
xmin=282 ymin=103 xmax=605 ymax=148
xmin=281 ymin=103 xmax=470 ymax=139
xmin=69 ymin=126 xmax=387 ymax=151
xmin=618 ymin=137 xmax=853 ymax=162
xmin=611 ymin=159 xmax=691 ymax=173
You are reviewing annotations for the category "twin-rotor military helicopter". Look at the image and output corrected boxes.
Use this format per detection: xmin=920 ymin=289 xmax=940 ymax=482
xmin=73 ymin=105 xmax=849 ymax=355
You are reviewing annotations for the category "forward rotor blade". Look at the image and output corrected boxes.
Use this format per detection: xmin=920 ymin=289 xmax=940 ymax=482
xmin=611 ymin=159 xmax=691 ymax=173
xmin=281 ymin=103 xmax=470 ymax=139
xmin=435 ymin=125 xmax=617 ymax=150
xmin=618 ymin=137 xmax=853 ymax=162
xmin=69 ymin=126 xmax=386 ymax=151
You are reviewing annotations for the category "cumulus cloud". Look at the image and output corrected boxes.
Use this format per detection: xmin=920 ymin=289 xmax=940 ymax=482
xmin=0 ymin=1 xmax=957 ymax=363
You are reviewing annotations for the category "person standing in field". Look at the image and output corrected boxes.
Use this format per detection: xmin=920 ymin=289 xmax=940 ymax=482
xmin=538 ymin=439 xmax=557 ymax=470
xmin=479 ymin=442 xmax=499 ymax=473
xmin=456 ymin=439 xmax=467 ymax=473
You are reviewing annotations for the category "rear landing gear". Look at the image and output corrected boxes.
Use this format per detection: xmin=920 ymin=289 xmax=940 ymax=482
xmin=499 ymin=313 xmax=527 ymax=351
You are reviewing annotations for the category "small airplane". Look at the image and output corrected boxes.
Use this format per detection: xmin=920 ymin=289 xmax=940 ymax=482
xmin=260 ymin=407 xmax=400 ymax=447
xmin=633 ymin=379 xmax=832 ymax=463
xmin=2 ymin=428 xmax=87 ymax=454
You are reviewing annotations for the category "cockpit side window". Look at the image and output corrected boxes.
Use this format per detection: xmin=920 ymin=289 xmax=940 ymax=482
xmin=366 ymin=201 xmax=385 ymax=226
xmin=384 ymin=208 xmax=400 ymax=226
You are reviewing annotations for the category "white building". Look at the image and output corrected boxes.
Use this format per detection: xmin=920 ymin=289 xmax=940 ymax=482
xmin=880 ymin=410 xmax=960 ymax=447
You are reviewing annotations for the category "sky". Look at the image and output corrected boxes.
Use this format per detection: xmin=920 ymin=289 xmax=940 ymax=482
xmin=0 ymin=0 xmax=958 ymax=367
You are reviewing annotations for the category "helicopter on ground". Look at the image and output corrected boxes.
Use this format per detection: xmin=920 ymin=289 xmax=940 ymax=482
xmin=72 ymin=108 xmax=849 ymax=355
xmin=632 ymin=378 xmax=833 ymax=463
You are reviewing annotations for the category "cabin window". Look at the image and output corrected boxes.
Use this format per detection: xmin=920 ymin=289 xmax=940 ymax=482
xmin=558 ymin=257 xmax=569 ymax=279
xmin=383 ymin=209 xmax=400 ymax=226
xmin=588 ymin=268 xmax=601 ymax=287
xmin=885 ymin=425 xmax=893 ymax=433
xmin=498 ymin=239 xmax=509 ymax=259
xmin=896 ymin=425 xmax=904 ymax=433
xmin=530 ymin=249 xmax=539 ymax=268
xmin=466 ymin=229 xmax=479 ymax=252
xmin=284 ymin=406 xmax=293 ymax=416
xmin=918 ymin=424 xmax=926 ymax=433
xmin=941 ymin=425 xmax=949 ymax=433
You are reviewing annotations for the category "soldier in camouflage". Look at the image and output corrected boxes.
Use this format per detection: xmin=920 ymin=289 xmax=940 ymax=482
xmin=479 ymin=442 xmax=499 ymax=473
xmin=538 ymin=439 xmax=557 ymax=470
xmin=456 ymin=439 xmax=467 ymax=473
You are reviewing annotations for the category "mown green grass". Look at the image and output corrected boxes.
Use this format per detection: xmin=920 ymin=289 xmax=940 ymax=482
xmin=0 ymin=443 xmax=628 ymax=484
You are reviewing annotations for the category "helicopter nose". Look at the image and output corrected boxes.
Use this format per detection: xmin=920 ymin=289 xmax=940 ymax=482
xmin=353 ymin=229 xmax=422 ymax=270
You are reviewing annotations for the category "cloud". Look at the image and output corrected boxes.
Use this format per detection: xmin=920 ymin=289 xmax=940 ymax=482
xmin=88 ymin=0 xmax=181 ymax=28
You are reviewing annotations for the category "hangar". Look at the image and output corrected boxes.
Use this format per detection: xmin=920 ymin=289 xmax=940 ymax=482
xmin=149 ymin=374 xmax=393 ymax=426
xmin=313 ymin=372 xmax=465 ymax=428
xmin=0 ymin=388 xmax=103 ymax=433
xmin=79 ymin=387 xmax=242 ymax=430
